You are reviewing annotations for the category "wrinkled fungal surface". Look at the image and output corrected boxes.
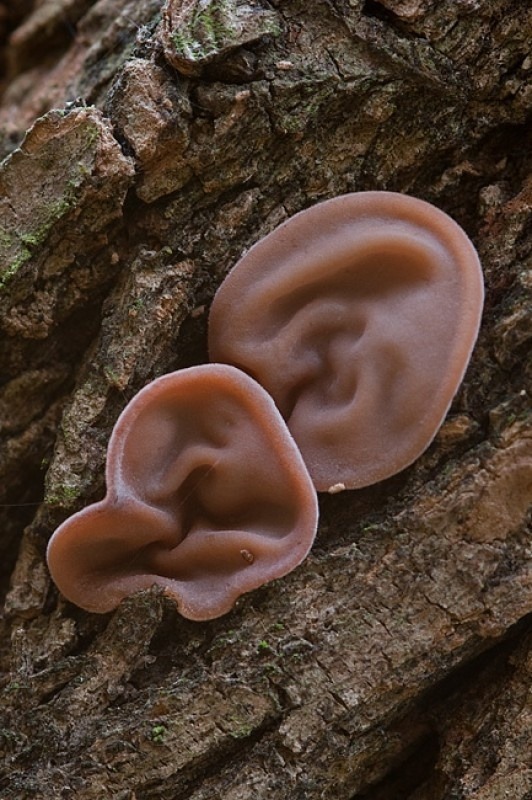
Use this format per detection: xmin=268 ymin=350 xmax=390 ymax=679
xmin=209 ymin=192 xmax=484 ymax=492
xmin=46 ymin=365 xmax=318 ymax=621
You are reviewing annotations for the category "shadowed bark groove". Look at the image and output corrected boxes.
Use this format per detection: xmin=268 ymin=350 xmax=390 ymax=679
xmin=0 ymin=0 xmax=531 ymax=797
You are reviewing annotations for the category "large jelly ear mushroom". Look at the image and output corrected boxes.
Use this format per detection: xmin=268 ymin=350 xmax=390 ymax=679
xmin=46 ymin=365 xmax=318 ymax=621
xmin=208 ymin=191 xmax=484 ymax=493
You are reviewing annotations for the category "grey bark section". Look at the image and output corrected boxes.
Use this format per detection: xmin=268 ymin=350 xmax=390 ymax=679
xmin=0 ymin=0 xmax=531 ymax=797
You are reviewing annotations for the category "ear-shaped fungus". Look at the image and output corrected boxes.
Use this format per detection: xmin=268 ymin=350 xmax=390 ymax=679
xmin=46 ymin=365 xmax=318 ymax=620
xmin=209 ymin=192 xmax=484 ymax=492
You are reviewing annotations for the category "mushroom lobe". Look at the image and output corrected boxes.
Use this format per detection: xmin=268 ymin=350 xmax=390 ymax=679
xmin=208 ymin=192 xmax=484 ymax=491
xmin=46 ymin=365 xmax=318 ymax=620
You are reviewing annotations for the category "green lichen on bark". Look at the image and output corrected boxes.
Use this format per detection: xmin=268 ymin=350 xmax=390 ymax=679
xmin=161 ymin=0 xmax=281 ymax=75
xmin=171 ymin=0 xmax=235 ymax=61
xmin=0 ymin=231 xmax=31 ymax=291
xmin=0 ymin=118 xmax=100 ymax=292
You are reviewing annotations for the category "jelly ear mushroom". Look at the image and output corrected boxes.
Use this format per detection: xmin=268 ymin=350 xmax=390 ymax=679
xmin=209 ymin=192 xmax=484 ymax=492
xmin=46 ymin=365 xmax=318 ymax=621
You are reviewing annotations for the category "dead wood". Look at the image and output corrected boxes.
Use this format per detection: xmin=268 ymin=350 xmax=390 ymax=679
xmin=0 ymin=1 xmax=531 ymax=798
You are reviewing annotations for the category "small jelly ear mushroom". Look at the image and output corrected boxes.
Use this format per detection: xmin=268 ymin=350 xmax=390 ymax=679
xmin=46 ymin=365 xmax=318 ymax=621
xmin=208 ymin=191 xmax=484 ymax=492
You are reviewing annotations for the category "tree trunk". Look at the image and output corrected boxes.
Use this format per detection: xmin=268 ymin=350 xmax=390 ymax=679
xmin=1 ymin=1 xmax=531 ymax=797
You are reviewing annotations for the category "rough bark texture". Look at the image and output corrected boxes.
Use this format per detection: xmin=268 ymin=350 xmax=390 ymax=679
xmin=0 ymin=1 xmax=531 ymax=798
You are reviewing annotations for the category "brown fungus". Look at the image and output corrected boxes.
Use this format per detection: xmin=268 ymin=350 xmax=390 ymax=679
xmin=46 ymin=365 xmax=318 ymax=621
xmin=209 ymin=192 xmax=484 ymax=492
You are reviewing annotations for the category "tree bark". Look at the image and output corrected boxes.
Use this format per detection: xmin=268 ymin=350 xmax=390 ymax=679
xmin=0 ymin=1 xmax=531 ymax=798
